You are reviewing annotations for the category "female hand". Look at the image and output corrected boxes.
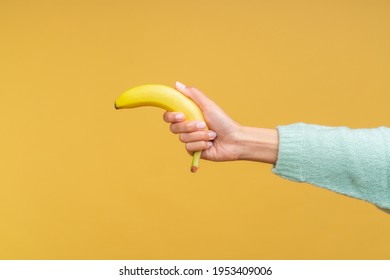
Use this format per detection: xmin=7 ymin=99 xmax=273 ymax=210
xmin=163 ymin=81 xmax=279 ymax=164
xmin=163 ymin=81 xmax=242 ymax=162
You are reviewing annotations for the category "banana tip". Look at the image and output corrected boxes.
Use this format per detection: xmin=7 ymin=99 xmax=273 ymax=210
xmin=191 ymin=166 xmax=198 ymax=173
xmin=114 ymin=102 xmax=118 ymax=109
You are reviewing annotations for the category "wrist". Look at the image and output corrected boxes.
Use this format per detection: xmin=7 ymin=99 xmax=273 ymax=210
xmin=234 ymin=126 xmax=279 ymax=164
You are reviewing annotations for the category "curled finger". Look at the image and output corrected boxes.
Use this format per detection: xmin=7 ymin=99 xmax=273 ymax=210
xmin=185 ymin=141 xmax=213 ymax=154
xmin=163 ymin=112 xmax=185 ymax=123
xmin=170 ymin=120 xmax=207 ymax=134
xmin=179 ymin=130 xmax=217 ymax=143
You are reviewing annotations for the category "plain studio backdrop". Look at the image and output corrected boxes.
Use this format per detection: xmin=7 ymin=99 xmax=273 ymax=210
xmin=0 ymin=0 xmax=389 ymax=259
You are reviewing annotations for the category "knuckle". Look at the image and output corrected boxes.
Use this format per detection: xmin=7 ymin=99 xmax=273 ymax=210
xmin=185 ymin=143 xmax=192 ymax=152
xmin=167 ymin=112 xmax=175 ymax=121
xmin=179 ymin=133 xmax=187 ymax=143
xmin=163 ymin=112 xmax=170 ymax=122
xmin=185 ymin=121 xmax=194 ymax=132
xmin=170 ymin=123 xmax=178 ymax=134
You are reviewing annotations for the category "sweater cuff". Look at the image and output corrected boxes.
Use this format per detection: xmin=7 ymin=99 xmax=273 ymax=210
xmin=272 ymin=123 xmax=306 ymax=182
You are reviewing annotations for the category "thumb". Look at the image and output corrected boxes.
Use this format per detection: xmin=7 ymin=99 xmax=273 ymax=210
xmin=175 ymin=81 xmax=215 ymax=111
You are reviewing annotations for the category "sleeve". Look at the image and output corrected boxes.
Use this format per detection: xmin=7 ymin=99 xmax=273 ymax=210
xmin=272 ymin=123 xmax=390 ymax=209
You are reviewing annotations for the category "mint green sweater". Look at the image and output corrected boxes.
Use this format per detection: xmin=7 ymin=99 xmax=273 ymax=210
xmin=272 ymin=123 xmax=390 ymax=209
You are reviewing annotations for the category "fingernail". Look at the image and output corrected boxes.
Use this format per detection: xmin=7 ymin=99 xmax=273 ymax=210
xmin=196 ymin=121 xmax=206 ymax=129
xmin=176 ymin=81 xmax=186 ymax=90
xmin=175 ymin=113 xmax=185 ymax=121
xmin=207 ymin=141 xmax=213 ymax=147
xmin=208 ymin=131 xmax=217 ymax=139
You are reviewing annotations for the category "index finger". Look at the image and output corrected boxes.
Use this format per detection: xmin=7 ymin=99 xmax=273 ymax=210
xmin=163 ymin=112 xmax=185 ymax=123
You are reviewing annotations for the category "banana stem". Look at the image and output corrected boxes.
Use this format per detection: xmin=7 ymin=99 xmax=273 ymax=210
xmin=191 ymin=151 xmax=202 ymax=173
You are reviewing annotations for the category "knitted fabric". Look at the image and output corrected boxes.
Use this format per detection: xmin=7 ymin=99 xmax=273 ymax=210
xmin=272 ymin=123 xmax=390 ymax=209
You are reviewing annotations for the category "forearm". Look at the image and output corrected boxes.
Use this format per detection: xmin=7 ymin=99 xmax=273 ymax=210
xmin=235 ymin=126 xmax=279 ymax=164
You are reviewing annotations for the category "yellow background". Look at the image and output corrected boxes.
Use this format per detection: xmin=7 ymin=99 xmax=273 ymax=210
xmin=1 ymin=0 xmax=390 ymax=259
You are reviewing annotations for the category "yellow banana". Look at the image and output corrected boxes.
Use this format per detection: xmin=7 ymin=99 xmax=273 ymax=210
xmin=114 ymin=84 xmax=207 ymax=172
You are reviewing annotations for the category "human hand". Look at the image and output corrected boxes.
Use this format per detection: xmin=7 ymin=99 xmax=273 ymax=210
xmin=163 ymin=81 xmax=242 ymax=162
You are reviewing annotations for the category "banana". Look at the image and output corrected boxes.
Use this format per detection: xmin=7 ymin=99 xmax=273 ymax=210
xmin=115 ymin=84 xmax=207 ymax=172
